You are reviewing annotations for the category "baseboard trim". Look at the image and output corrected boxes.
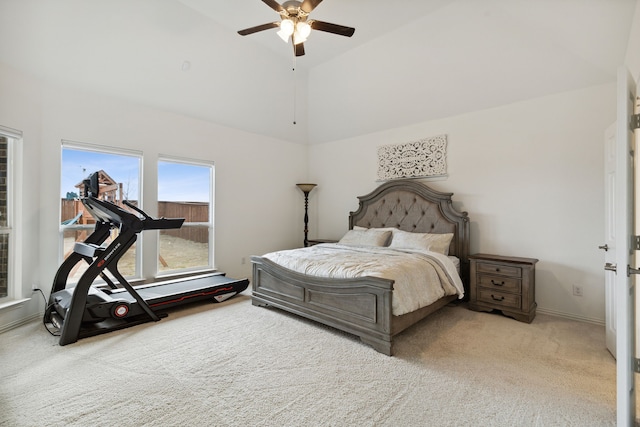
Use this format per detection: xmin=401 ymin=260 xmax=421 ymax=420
xmin=0 ymin=312 xmax=41 ymax=334
xmin=537 ymin=307 xmax=604 ymax=326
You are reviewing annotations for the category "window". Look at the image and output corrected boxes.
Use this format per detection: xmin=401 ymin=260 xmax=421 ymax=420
xmin=60 ymin=146 xmax=213 ymax=282
xmin=157 ymin=158 xmax=214 ymax=274
xmin=0 ymin=126 xmax=17 ymax=303
xmin=60 ymin=142 xmax=142 ymax=282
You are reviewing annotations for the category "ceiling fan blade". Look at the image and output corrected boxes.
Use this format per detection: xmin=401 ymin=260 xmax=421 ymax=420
xmin=238 ymin=22 xmax=280 ymax=36
xmin=294 ymin=42 xmax=305 ymax=57
xmin=262 ymin=0 xmax=284 ymax=13
xmin=300 ymin=0 xmax=322 ymax=13
xmin=310 ymin=20 xmax=355 ymax=37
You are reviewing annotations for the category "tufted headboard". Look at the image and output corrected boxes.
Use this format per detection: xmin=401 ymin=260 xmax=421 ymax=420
xmin=349 ymin=179 xmax=470 ymax=288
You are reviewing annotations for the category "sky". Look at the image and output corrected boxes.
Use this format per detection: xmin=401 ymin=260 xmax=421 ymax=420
xmin=158 ymin=161 xmax=211 ymax=202
xmin=61 ymin=149 xmax=211 ymax=202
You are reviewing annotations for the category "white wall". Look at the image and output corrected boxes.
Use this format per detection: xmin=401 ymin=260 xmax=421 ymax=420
xmin=0 ymin=61 xmax=308 ymax=330
xmin=0 ymin=0 xmax=310 ymax=145
xmin=308 ymin=83 xmax=615 ymax=323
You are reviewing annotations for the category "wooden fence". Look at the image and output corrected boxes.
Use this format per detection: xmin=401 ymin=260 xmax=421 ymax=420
xmin=61 ymin=199 xmax=210 ymax=243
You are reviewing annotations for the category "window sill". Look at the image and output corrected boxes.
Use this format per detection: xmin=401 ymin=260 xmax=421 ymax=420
xmin=0 ymin=298 xmax=30 ymax=311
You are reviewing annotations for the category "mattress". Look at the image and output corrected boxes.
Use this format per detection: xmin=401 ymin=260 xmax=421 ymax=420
xmin=262 ymin=243 xmax=464 ymax=316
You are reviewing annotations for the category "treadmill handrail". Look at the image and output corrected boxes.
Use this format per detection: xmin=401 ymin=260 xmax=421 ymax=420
xmin=123 ymin=199 xmax=151 ymax=220
xmin=82 ymin=197 xmax=185 ymax=232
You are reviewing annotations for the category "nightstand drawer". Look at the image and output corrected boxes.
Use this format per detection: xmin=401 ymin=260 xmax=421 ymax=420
xmin=477 ymin=263 xmax=521 ymax=278
xmin=477 ymin=275 xmax=521 ymax=293
xmin=478 ymin=262 xmax=522 ymax=277
xmin=477 ymin=289 xmax=521 ymax=309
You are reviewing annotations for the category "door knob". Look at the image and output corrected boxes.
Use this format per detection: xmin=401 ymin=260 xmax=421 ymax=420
xmin=599 ymin=244 xmax=609 ymax=251
xmin=604 ymin=262 xmax=617 ymax=272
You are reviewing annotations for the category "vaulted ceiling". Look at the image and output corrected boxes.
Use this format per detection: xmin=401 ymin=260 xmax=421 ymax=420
xmin=0 ymin=0 xmax=636 ymax=144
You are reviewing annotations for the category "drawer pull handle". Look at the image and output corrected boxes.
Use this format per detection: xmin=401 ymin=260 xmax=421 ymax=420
xmin=491 ymin=280 xmax=505 ymax=286
xmin=491 ymin=294 xmax=505 ymax=302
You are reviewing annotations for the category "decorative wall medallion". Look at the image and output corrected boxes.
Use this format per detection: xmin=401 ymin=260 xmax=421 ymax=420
xmin=377 ymin=134 xmax=447 ymax=180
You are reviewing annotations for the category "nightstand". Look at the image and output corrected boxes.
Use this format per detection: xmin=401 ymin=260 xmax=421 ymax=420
xmin=468 ymin=253 xmax=538 ymax=323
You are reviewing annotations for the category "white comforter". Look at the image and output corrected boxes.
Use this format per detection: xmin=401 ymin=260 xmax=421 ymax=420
xmin=262 ymin=244 xmax=465 ymax=316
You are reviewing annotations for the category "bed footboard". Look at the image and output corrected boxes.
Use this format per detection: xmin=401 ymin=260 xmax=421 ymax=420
xmin=251 ymin=256 xmax=395 ymax=355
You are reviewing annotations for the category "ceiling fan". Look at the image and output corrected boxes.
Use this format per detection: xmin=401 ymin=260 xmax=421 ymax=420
xmin=237 ymin=0 xmax=355 ymax=57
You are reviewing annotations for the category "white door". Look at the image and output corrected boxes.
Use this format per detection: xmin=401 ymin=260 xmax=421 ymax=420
xmin=604 ymin=123 xmax=617 ymax=357
xmin=614 ymin=66 xmax=636 ymax=427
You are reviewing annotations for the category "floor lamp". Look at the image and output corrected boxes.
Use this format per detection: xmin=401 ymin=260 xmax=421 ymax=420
xmin=296 ymin=183 xmax=317 ymax=247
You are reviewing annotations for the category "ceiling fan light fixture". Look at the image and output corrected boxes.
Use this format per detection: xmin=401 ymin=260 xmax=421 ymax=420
xmin=277 ymin=19 xmax=295 ymax=42
xmin=237 ymin=0 xmax=356 ymax=57
xmin=293 ymin=21 xmax=311 ymax=45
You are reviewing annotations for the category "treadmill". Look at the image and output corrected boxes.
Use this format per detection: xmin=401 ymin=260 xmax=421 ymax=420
xmin=45 ymin=172 xmax=249 ymax=346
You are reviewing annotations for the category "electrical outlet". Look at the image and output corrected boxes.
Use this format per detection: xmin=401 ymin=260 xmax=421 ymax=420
xmin=572 ymin=285 xmax=583 ymax=297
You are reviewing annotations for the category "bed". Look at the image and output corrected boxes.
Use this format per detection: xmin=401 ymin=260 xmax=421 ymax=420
xmin=251 ymin=179 xmax=470 ymax=355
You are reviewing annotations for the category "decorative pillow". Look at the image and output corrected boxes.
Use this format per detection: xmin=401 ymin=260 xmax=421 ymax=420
xmin=338 ymin=229 xmax=392 ymax=247
xmin=389 ymin=230 xmax=454 ymax=255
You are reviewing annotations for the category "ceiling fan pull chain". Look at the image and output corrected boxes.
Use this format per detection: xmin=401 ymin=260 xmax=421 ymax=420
xmin=292 ymin=55 xmax=297 ymax=125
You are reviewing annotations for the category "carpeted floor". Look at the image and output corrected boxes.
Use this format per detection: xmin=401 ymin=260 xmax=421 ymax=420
xmin=0 ymin=294 xmax=622 ymax=426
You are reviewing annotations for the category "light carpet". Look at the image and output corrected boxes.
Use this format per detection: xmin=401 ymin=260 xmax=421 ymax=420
xmin=0 ymin=294 xmax=621 ymax=426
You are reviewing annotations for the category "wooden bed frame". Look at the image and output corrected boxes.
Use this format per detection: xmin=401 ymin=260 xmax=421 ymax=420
xmin=251 ymin=179 xmax=470 ymax=355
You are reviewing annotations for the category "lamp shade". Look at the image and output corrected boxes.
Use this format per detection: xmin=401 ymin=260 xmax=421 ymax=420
xmin=296 ymin=183 xmax=317 ymax=193
xmin=277 ymin=19 xmax=295 ymax=42
xmin=293 ymin=21 xmax=311 ymax=45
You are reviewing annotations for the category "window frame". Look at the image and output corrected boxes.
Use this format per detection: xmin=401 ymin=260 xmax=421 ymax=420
xmin=0 ymin=125 xmax=20 ymax=305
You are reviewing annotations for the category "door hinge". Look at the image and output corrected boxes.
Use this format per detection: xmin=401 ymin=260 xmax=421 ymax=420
xmin=635 ymin=358 xmax=640 ymax=374
xmin=634 ymin=235 xmax=640 ymax=250
xmin=628 ymin=265 xmax=640 ymax=276
xmin=631 ymin=114 xmax=640 ymax=130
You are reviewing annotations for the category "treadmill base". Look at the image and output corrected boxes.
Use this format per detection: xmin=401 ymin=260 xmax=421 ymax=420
xmin=45 ymin=273 xmax=249 ymax=345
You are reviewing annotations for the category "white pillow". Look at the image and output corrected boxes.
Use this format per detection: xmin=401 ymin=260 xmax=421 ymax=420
xmin=389 ymin=230 xmax=454 ymax=255
xmin=338 ymin=229 xmax=392 ymax=247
